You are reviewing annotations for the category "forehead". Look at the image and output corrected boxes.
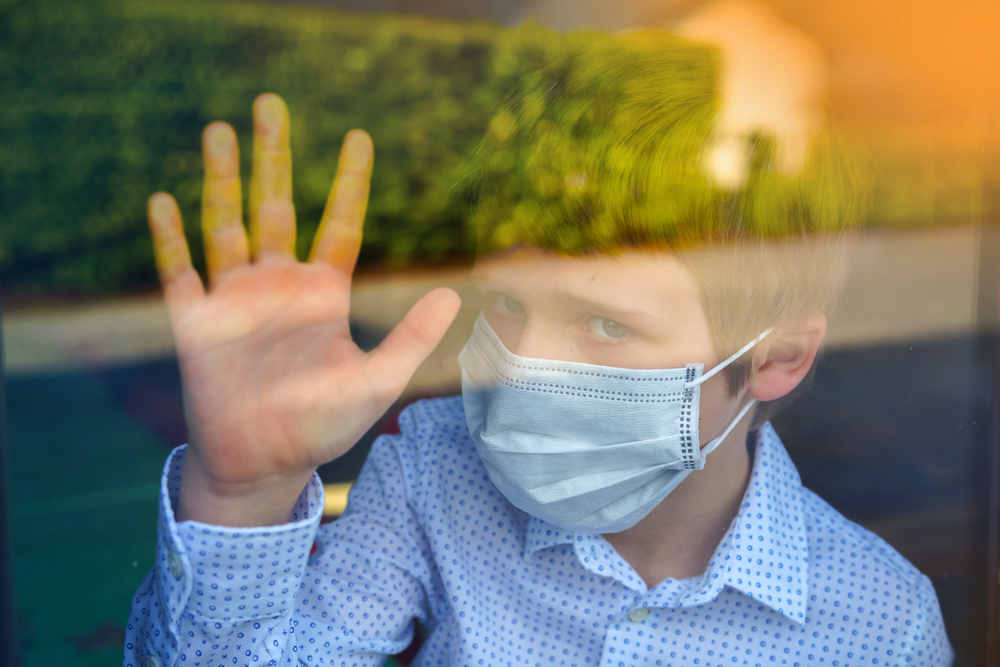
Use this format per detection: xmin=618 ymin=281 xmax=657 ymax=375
xmin=471 ymin=245 xmax=704 ymax=315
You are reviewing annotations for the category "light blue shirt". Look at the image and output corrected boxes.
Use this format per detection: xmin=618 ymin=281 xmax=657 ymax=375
xmin=125 ymin=396 xmax=952 ymax=666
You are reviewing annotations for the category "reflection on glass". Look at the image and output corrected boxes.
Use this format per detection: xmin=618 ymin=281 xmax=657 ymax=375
xmin=2 ymin=1 xmax=995 ymax=665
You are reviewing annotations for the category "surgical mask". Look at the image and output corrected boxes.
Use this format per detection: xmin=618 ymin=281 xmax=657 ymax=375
xmin=458 ymin=313 xmax=770 ymax=534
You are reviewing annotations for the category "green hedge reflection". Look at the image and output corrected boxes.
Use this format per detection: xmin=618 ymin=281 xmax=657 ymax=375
xmin=0 ymin=0 xmax=575 ymax=294
xmin=0 ymin=0 xmax=988 ymax=296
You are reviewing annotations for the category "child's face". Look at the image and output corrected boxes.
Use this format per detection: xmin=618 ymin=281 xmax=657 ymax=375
xmin=470 ymin=245 xmax=748 ymax=445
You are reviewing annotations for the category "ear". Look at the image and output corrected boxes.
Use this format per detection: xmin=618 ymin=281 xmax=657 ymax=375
xmin=748 ymin=310 xmax=827 ymax=402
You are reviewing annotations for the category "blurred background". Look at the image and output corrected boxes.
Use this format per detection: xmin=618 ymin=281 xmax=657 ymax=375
xmin=1 ymin=0 xmax=999 ymax=664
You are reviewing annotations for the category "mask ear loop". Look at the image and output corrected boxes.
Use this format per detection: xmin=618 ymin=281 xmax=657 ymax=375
xmin=683 ymin=328 xmax=773 ymax=390
xmin=700 ymin=398 xmax=758 ymax=458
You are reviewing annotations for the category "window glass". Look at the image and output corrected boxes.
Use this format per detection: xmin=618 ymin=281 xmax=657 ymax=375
xmin=1 ymin=1 xmax=997 ymax=664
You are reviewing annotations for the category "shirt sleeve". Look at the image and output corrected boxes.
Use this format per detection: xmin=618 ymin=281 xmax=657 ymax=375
xmin=124 ymin=429 xmax=435 ymax=667
xmin=123 ymin=444 xmax=323 ymax=666
xmin=291 ymin=425 xmax=439 ymax=661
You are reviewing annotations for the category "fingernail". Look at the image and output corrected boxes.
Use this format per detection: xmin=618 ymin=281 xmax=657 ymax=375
xmin=256 ymin=96 xmax=285 ymax=144
xmin=150 ymin=195 xmax=173 ymax=224
xmin=207 ymin=125 xmax=234 ymax=157
xmin=344 ymin=131 xmax=372 ymax=171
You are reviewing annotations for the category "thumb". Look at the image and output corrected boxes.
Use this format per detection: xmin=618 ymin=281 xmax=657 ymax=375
xmin=366 ymin=287 xmax=462 ymax=399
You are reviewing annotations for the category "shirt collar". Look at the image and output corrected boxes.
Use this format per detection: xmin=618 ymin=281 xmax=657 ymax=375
xmin=526 ymin=518 xmax=644 ymax=590
xmin=523 ymin=423 xmax=809 ymax=623
xmin=686 ymin=422 xmax=809 ymax=623
xmin=525 ymin=516 xmax=574 ymax=556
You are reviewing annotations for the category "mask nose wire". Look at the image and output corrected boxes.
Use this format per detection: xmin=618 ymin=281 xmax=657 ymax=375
xmin=683 ymin=328 xmax=774 ymax=390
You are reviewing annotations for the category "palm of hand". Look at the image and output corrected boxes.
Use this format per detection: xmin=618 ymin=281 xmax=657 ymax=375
xmin=176 ymin=261 xmax=371 ymax=482
xmin=147 ymin=94 xmax=460 ymax=525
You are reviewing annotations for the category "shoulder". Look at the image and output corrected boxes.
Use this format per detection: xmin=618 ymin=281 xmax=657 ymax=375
xmin=757 ymin=424 xmax=934 ymax=596
xmin=373 ymin=394 xmax=485 ymax=492
xmin=396 ymin=394 xmax=480 ymax=461
xmin=798 ymin=486 xmax=952 ymax=665
xmin=757 ymin=424 xmax=952 ymax=664
xmin=364 ymin=395 xmax=471 ymax=475
xmin=394 ymin=395 xmax=476 ymax=461
xmin=800 ymin=486 xmax=924 ymax=588
xmin=397 ymin=394 xmax=468 ymax=436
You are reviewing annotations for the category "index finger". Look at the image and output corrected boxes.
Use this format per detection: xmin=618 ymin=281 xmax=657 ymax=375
xmin=307 ymin=130 xmax=374 ymax=275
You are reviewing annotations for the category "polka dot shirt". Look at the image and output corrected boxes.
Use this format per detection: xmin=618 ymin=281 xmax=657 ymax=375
xmin=126 ymin=396 xmax=953 ymax=667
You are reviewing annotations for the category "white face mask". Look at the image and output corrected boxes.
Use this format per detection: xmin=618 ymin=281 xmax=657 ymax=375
xmin=458 ymin=313 xmax=770 ymax=534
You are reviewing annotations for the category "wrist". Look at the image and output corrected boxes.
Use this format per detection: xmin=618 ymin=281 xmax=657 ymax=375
xmin=175 ymin=447 xmax=316 ymax=527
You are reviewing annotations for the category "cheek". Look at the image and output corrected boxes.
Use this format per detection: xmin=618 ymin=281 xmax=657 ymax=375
xmin=696 ymin=375 xmax=743 ymax=444
xmin=483 ymin=310 xmax=523 ymax=352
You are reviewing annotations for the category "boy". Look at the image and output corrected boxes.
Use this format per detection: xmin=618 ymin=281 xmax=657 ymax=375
xmin=126 ymin=29 xmax=951 ymax=667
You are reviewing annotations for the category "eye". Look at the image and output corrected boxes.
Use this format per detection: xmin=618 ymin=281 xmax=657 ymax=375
xmin=588 ymin=316 xmax=629 ymax=339
xmin=490 ymin=292 xmax=525 ymax=315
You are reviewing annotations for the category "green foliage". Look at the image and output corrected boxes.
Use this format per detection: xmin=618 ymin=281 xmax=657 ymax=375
xmin=1 ymin=0 xmax=965 ymax=296
xmin=0 ymin=0 xmax=571 ymax=294
xmin=460 ymin=31 xmax=872 ymax=257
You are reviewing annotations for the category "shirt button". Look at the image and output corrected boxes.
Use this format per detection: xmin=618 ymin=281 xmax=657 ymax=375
xmin=167 ymin=552 xmax=184 ymax=580
xmin=145 ymin=655 xmax=162 ymax=667
xmin=628 ymin=607 xmax=650 ymax=623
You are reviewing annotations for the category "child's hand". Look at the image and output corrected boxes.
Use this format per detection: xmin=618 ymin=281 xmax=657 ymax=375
xmin=147 ymin=94 xmax=461 ymax=527
xmin=677 ymin=0 xmax=826 ymax=189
